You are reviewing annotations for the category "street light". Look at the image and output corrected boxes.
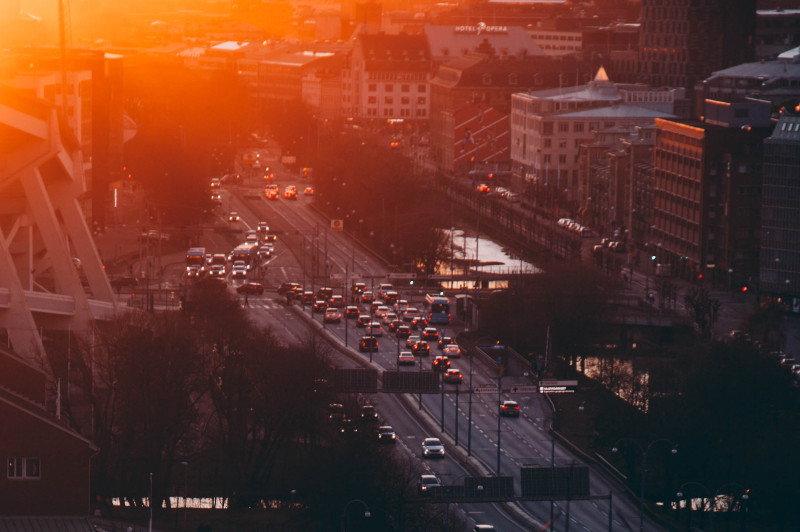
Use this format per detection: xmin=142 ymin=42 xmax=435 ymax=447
xmin=612 ymin=438 xmax=678 ymax=532
xmin=340 ymin=499 xmax=371 ymax=532
xmin=549 ymin=398 xmax=585 ymax=525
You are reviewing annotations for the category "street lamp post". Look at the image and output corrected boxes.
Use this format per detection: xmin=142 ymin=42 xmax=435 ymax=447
xmin=613 ymin=438 xmax=678 ymax=532
xmin=340 ymin=499 xmax=371 ymax=532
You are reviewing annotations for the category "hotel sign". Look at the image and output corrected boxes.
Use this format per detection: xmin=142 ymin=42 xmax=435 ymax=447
xmin=454 ymin=22 xmax=508 ymax=35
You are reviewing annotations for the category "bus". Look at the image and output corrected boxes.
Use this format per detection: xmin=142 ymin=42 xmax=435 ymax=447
xmin=186 ymin=247 xmax=206 ymax=269
xmin=423 ymin=294 xmax=451 ymax=325
xmin=230 ymin=243 xmax=259 ymax=270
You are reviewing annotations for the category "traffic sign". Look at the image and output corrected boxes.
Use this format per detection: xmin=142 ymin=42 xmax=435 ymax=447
xmin=388 ymin=273 xmax=416 ymax=280
xmin=331 ymin=219 xmax=343 ymax=231
xmin=509 ymin=385 xmax=538 ymax=394
xmin=474 ymin=385 xmax=498 ymax=394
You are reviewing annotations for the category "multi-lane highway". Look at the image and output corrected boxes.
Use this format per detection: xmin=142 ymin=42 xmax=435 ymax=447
xmin=190 ymin=157 xmax=665 ymax=531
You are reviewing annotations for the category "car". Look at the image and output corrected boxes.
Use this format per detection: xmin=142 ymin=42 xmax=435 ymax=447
xmin=377 ymin=425 xmax=396 ymax=443
xmin=265 ymin=234 xmax=277 ymax=243
xmin=395 ymin=299 xmax=409 ymax=313
xmin=477 ymin=183 xmax=491 ymax=194
xmin=500 ymin=400 xmax=520 ymax=417
xmin=345 ymin=306 xmax=360 ymax=319
xmin=359 ymin=336 xmax=379 ymax=352
xmin=432 ymin=355 xmax=450 ymax=371
xmin=329 ymin=295 xmax=345 ymax=308
xmin=361 ymin=290 xmax=375 ymax=303
xmin=313 ymin=300 xmax=327 ymax=313
xmin=438 ymin=336 xmax=455 ymax=349
xmin=442 ymin=344 xmax=462 ymax=358
xmin=398 ymin=351 xmax=415 ymax=366
xmin=316 ymin=287 xmax=334 ymax=300
xmin=303 ymin=186 xmax=315 ymax=196
xmin=412 ymin=341 xmax=430 ymax=357
xmin=211 ymin=192 xmax=222 ymax=204
xmin=403 ymin=308 xmax=420 ymax=322
xmin=406 ymin=335 xmax=421 ymax=348
xmin=185 ymin=265 xmax=201 ymax=279
xmin=283 ymin=185 xmax=298 ymax=199
xmin=421 ymin=437 xmax=445 ymax=458
xmin=278 ymin=282 xmax=301 ymax=295
xmin=236 ymin=282 xmax=264 ymax=295
xmin=301 ymin=291 xmax=315 ymax=305
xmin=422 ymin=327 xmax=439 ymax=341
xmin=324 ymin=307 xmax=342 ymax=323
xmin=419 ymin=474 xmax=441 ymax=495
xmin=210 ymin=177 xmax=221 ymax=188
xmin=395 ymin=325 xmax=411 ymax=338
xmin=360 ymin=405 xmax=379 ymax=422
xmin=443 ymin=368 xmax=463 ymax=384
xmin=227 ymin=212 xmax=240 ymax=222
xmin=473 ymin=526 xmax=496 ymax=532
xmin=257 ymin=245 xmax=272 ymax=259
xmin=328 ymin=403 xmax=345 ymax=423
xmin=384 ymin=291 xmax=399 ymax=304
xmin=367 ymin=322 xmax=383 ymax=336
xmin=411 ymin=316 xmax=429 ymax=330
xmin=375 ymin=305 xmax=390 ymax=319
xmin=245 ymin=230 xmax=258 ymax=244
xmin=257 ymin=221 xmax=269 ymax=232
xmin=383 ymin=313 xmax=398 ymax=326
xmin=377 ymin=283 xmax=393 ymax=298
xmin=265 ymin=184 xmax=279 ymax=199
xmin=356 ymin=315 xmax=371 ymax=328
xmin=231 ymin=264 xmax=247 ymax=279
xmin=370 ymin=300 xmax=385 ymax=314
xmin=352 ymin=282 xmax=366 ymax=294
xmin=338 ymin=418 xmax=359 ymax=436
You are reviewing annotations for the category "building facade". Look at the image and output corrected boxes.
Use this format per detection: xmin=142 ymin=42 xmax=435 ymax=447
xmin=760 ymin=111 xmax=800 ymax=310
xmin=651 ymin=99 xmax=772 ymax=285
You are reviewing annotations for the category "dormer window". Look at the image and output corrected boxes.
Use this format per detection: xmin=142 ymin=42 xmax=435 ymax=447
xmin=482 ymin=73 xmax=492 ymax=86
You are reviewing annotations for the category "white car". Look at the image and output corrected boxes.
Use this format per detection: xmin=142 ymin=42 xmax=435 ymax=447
xmin=231 ymin=260 xmax=247 ymax=279
xmin=367 ymin=322 xmax=383 ymax=337
xmin=422 ymin=437 xmax=445 ymax=458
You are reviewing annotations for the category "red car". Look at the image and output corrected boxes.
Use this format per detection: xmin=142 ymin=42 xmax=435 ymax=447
xmin=236 ymin=282 xmax=264 ymax=295
xmin=412 ymin=341 xmax=430 ymax=357
xmin=432 ymin=355 xmax=450 ymax=371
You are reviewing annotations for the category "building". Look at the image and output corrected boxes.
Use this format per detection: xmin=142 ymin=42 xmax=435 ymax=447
xmin=760 ymin=111 xmax=800 ymax=311
xmin=756 ymin=8 xmax=800 ymax=60
xmin=0 ymin=348 xmax=96 ymax=515
xmin=425 ymin=24 xmax=544 ymax=67
xmin=510 ymin=67 xmax=680 ymax=209
xmin=342 ymin=32 xmax=431 ymax=121
xmin=651 ymin=98 xmax=773 ymax=286
xmin=638 ymin=0 xmax=757 ymax=104
xmin=699 ymin=50 xmax=800 ymax=117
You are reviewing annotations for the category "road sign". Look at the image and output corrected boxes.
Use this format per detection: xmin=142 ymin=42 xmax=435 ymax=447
xmin=509 ymin=385 xmax=538 ymax=394
xmin=331 ymin=219 xmax=343 ymax=231
xmin=474 ymin=386 xmax=498 ymax=394
xmin=539 ymin=379 xmax=578 ymax=394
xmin=388 ymin=273 xmax=416 ymax=280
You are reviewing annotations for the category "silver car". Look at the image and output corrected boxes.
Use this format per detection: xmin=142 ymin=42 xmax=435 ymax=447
xmin=421 ymin=437 xmax=445 ymax=458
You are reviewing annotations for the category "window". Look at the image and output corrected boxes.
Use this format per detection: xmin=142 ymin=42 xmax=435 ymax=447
xmin=558 ymin=122 xmax=569 ymax=133
xmin=7 ymin=457 xmax=40 ymax=479
xmin=368 ymin=96 xmax=376 ymax=104
xmin=368 ymin=84 xmax=376 ymax=92
xmin=385 ymin=84 xmax=393 ymax=92
xmin=384 ymin=96 xmax=393 ymax=105
xmin=418 ymin=85 xmax=426 ymax=93
xmin=401 ymin=84 xmax=410 ymax=92
xmin=544 ymin=138 xmax=552 ymax=148
xmin=574 ymin=122 xmax=584 ymax=133
xmin=417 ymin=97 xmax=426 ymax=105
xmin=401 ymin=96 xmax=410 ymax=105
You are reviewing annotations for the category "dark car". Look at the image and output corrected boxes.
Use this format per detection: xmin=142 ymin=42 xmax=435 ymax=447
xmin=345 ymin=306 xmax=360 ymax=319
xmin=359 ymin=336 xmax=379 ymax=352
xmin=395 ymin=325 xmax=411 ymax=339
xmin=438 ymin=336 xmax=455 ymax=349
xmin=301 ymin=291 xmax=315 ymax=305
xmin=356 ymin=315 xmax=371 ymax=328
xmin=278 ymin=282 xmax=302 ymax=295
xmin=387 ymin=320 xmax=403 ymax=334
xmin=412 ymin=341 xmax=430 ymax=357
xmin=329 ymin=295 xmax=345 ymax=308
xmin=411 ymin=316 xmax=429 ymax=330
xmin=432 ymin=355 xmax=450 ymax=371
xmin=316 ymin=287 xmax=333 ymax=300
xmin=360 ymin=405 xmax=379 ymax=423
xmin=236 ymin=282 xmax=264 ymax=295
xmin=443 ymin=368 xmax=463 ymax=384
xmin=500 ymin=400 xmax=520 ymax=417
xmin=422 ymin=327 xmax=439 ymax=341
xmin=377 ymin=425 xmax=396 ymax=443
xmin=313 ymin=300 xmax=327 ymax=313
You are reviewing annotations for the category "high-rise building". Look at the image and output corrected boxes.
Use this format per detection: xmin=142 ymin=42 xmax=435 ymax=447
xmin=639 ymin=0 xmax=757 ymax=107
xmin=651 ymin=98 xmax=772 ymax=286
xmin=760 ymin=111 xmax=800 ymax=311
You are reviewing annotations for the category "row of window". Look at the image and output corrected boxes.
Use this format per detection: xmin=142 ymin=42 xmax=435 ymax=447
xmin=367 ymin=96 xmax=426 ymax=105
xmin=7 ymin=457 xmax=40 ymax=479
xmin=365 ymin=108 xmax=426 ymax=117
xmin=367 ymin=84 xmax=426 ymax=93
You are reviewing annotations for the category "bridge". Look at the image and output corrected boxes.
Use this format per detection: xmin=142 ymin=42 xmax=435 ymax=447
xmin=0 ymin=86 xmax=118 ymax=363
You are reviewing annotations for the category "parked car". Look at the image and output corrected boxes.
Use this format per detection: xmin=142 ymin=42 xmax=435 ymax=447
xmin=500 ymin=400 xmax=520 ymax=417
